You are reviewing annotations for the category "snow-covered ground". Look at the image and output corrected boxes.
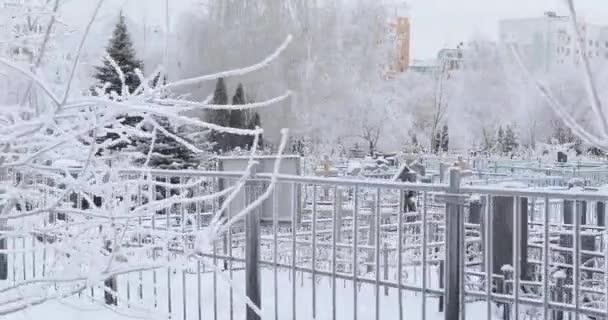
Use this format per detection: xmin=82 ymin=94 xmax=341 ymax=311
xmin=5 ymin=266 xmax=503 ymax=320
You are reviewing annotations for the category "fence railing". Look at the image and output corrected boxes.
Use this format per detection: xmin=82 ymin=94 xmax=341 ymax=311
xmin=3 ymin=167 xmax=608 ymax=320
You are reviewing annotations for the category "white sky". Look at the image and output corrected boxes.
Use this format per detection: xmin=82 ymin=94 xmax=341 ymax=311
xmin=62 ymin=0 xmax=608 ymax=60
xmin=407 ymin=0 xmax=607 ymax=59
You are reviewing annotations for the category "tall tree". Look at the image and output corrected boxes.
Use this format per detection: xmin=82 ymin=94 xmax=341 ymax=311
xmin=207 ymin=78 xmax=230 ymax=153
xmin=247 ymin=111 xmax=263 ymax=149
xmin=503 ymin=125 xmax=518 ymax=154
xmin=94 ymin=13 xmax=143 ymax=96
xmin=94 ymin=13 xmax=144 ymax=152
xmin=497 ymin=126 xmax=505 ymax=153
xmin=136 ymin=117 xmax=198 ymax=169
xmin=440 ymin=125 xmax=449 ymax=152
xmin=228 ymin=84 xmax=247 ymax=150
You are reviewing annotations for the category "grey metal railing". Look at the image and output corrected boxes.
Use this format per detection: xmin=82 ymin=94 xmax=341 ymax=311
xmin=3 ymin=167 xmax=608 ymax=320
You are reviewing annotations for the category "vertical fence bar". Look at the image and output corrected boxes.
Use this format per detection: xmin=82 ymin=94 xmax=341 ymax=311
xmin=291 ymin=182 xmax=297 ymax=320
xmin=21 ymin=235 xmax=25 ymax=281
xmin=445 ymin=169 xmax=461 ymax=320
xmin=485 ymin=195 xmax=493 ymax=320
xmin=398 ymin=185 xmax=404 ymax=320
xmin=513 ymin=197 xmax=521 ymax=320
xmin=245 ymin=171 xmax=261 ymax=320
xmin=273 ymin=185 xmax=279 ymax=320
xmin=312 ymin=185 xmax=317 ymax=319
xmin=11 ymin=232 xmax=15 ymax=284
xmin=181 ymin=177 xmax=187 ymax=320
xmin=353 ymin=186 xmax=359 ymax=320
xmin=332 ymin=186 xmax=338 ymax=320
xmin=573 ymin=199 xmax=580 ymax=320
xmin=42 ymin=176 xmax=47 ymax=278
xmin=212 ymin=183 xmax=219 ymax=320
xmin=422 ymin=191 xmax=428 ymax=320
xmin=604 ymin=201 xmax=608 ymax=320
xmin=228 ymin=202 xmax=234 ymax=320
xmin=166 ymin=176 xmax=172 ymax=317
xmin=213 ymin=239 xmax=218 ymax=320
xmin=374 ymin=188 xmax=381 ymax=320
xmin=459 ymin=194 xmax=466 ymax=320
xmin=151 ymin=177 xmax=158 ymax=308
xmin=125 ymin=182 xmax=131 ymax=305
xmin=32 ymin=176 xmax=38 ymax=280
xmin=138 ymin=181 xmax=143 ymax=301
xmin=543 ymin=196 xmax=550 ymax=320
xmin=197 ymin=184 xmax=203 ymax=320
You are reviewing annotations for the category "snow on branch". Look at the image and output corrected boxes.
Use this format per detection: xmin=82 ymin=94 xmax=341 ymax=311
xmin=563 ymin=0 xmax=608 ymax=138
xmin=162 ymin=35 xmax=293 ymax=90
xmin=509 ymin=45 xmax=608 ymax=150
xmin=156 ymin=90 xmax=292 ymax=111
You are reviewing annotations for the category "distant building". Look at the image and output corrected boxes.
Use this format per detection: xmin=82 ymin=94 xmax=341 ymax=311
xmin=384 ymin=2 xmax=410 ymax=76
xmin=391 ymin=16 xmax=410 ymax=72
xmin=409 ymin=44 xmax=464 ymax=74
xmin=409 ymin=59 xmax=438 ymax=74
xmin=499 ymin=11 xmax=608 ymax=73
xmin=437 ymin=45 xmax=464 ymax=71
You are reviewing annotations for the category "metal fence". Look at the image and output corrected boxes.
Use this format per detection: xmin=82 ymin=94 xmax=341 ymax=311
xmin=3 ymin=167 xmax=608 ymax=320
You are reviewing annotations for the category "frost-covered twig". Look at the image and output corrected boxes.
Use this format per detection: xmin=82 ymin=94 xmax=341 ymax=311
xmin=509 ymin=45 xmax=607 ymax=149
xmin=62 ymin=0 xmax=105 ymax=103
xmin=163 ymin=35 xmax=293 ymax=90
xmin=563 ymin=0 xmax=608 ymax=138
xmin=156 ymin=90 xmax=292 ymax=110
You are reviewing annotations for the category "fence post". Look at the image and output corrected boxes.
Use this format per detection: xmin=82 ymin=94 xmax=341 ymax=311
xmin=335 ymin=190 xmax=343 ymax=243
xmin=245 ymin=166 xmax=261 ymax=320
xmin=383 ymin=242 xmax=389 ymax=296
xmin=0 ymin=225 xmax=6 ymax=280
xmin=444 ymin=168 xmax=462 ymax=320
xmin=0 ymin=160 xmax=7 ymax=280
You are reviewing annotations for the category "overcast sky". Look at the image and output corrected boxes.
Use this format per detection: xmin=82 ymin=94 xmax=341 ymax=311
xmin=62 ymin=0 xmax=608 ymax=60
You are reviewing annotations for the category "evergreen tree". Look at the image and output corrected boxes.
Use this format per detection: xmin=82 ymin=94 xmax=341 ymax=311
xmin=503 ymin=125 xmax=518 ymax=154
xmin=207 ymin=78 xmax=230 ymax=153
xmin=137 ymin=117 xmax=198 ymax=170
xmin=228 ymin=84 xmax=248 ymax=149
xmin=432 ymin=131 xmax=441 ymax=154
xmin=94 ymin=13 xmax=144 ymax=152
xmin=93 ymin=13 xmax=143 ymax=95
xmin=133 ymin=76 xmax=200 ymax=169
xmin=440 ymin=125 xmax=449 ymax=152
xmin=246 ymin=111 xmax=263 ymax=149
xmin=496 ymin=126 xmax=505 ymax=153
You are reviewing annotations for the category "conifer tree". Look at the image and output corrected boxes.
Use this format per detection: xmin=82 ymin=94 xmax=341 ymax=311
xmin=497 ymin=126 xmax=505 ymax=153
xmin=440 ymin=125 xmax=449 ymax=152
xmin=228 ymin=84 xmax=247 ymax=149
xmin=207 ymin=78 xmax=230 ymax=153
xmin=94 ymin=13 xmax=144 ymax=151
xmin=503 ymin=125 xmax=518 ymax=153
xmin=247 ymin=111 xmax=263 ymax=149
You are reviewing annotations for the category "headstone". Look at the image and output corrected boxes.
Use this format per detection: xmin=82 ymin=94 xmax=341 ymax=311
xmin=562 ymin=200 xmax=596 ymax=278
xmin=218 ymin=156 xmax=302 ymax=222
xmin=469 ymin=199 xmax=482 ymax=224
xmin=394 ymin=164 xmax=417 ymax=213
xmin=484 ymin=196 xmax=529 ymax=278
xmin=0 ymin=226 xmax=6 ymax=280
xmin=597 ymin=202 xmax=605 ymax=227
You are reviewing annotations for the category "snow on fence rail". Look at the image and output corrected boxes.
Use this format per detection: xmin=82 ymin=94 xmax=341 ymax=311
xmin=2 ymin=168 xmax=608 ymax=320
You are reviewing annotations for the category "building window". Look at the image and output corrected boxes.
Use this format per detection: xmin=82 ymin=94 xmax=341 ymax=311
xmin=565 ymin=48 xmax=570 ymax=55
